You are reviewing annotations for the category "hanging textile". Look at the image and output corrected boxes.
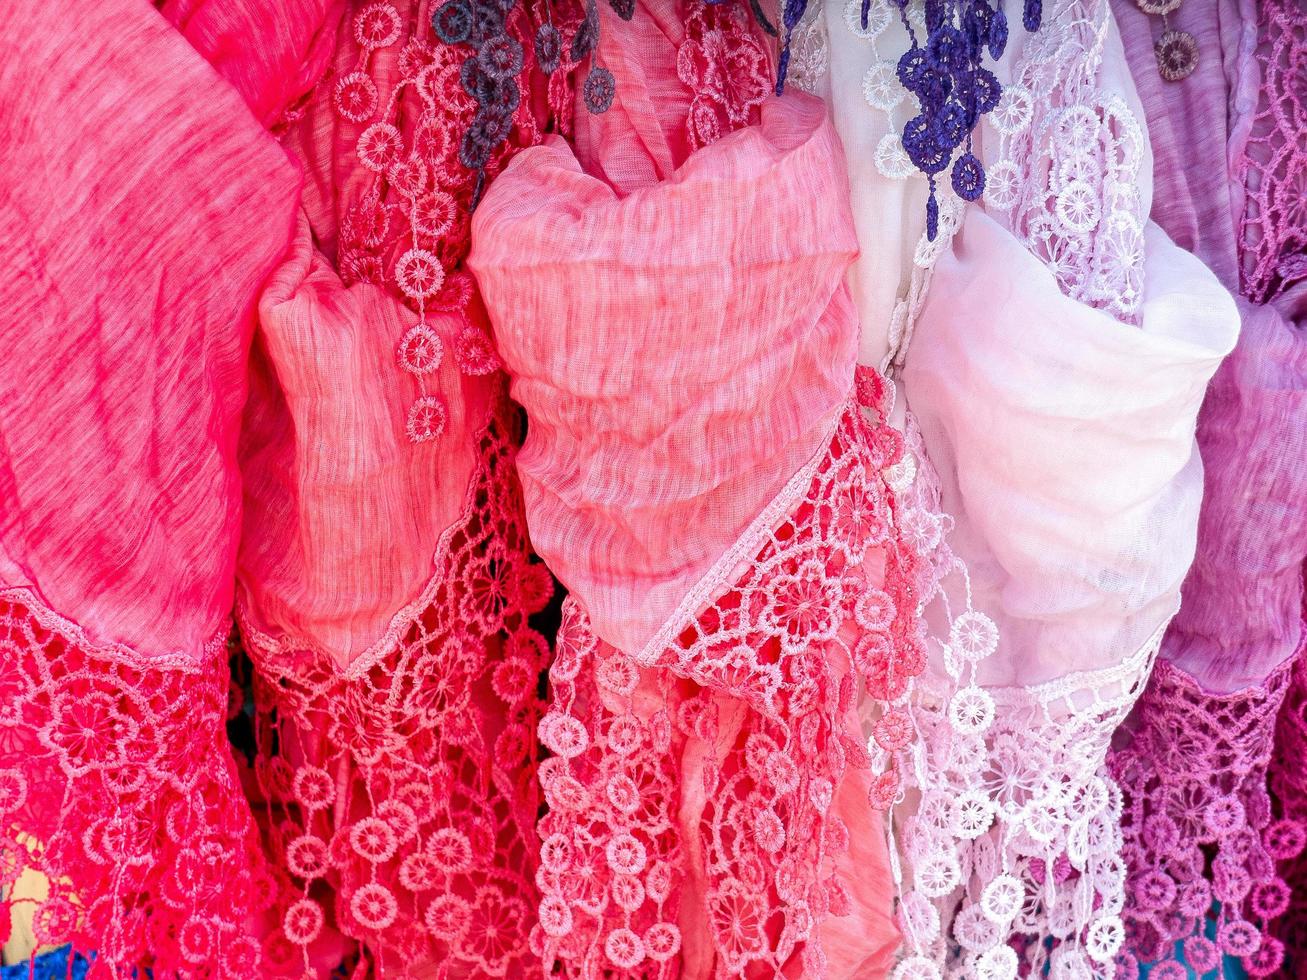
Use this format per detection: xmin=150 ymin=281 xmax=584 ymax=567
xmin=0 ymin=0 xmax=301 ymax=970
xmin=823 ymin=1 xmax=1239 ymax=976
xmin=1105 ymin=0 xmax=1307 ymax=975
xmin=468 ymin=2 xmax=921 ymax=974
xmin=0 ymin=0 xmax=580 ymax=972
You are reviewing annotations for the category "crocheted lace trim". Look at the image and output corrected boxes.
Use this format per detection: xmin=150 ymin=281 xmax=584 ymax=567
xmin=1109 ymin=649 xmax=1307 ymax=979
xmin=886 ymin=427 xmax=1160 ymax=980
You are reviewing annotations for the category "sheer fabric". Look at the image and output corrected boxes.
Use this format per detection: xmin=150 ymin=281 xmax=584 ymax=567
xmin=784 ymin=3 xmax=1233 ymax=976
xmin=230 ymin=0 xmax=578 ymax=973
xmin=1 ymin=1 xmax=1300 ymax=977
xmin=787 ymin=9 xmax=1017 ymax=978
xmin=901 ymin=208 xmax=1235 ymax=979
xmin=822 ymin=2 xmax=1240 ymax=976
xmin=1 ymin=0 xmax=577 ymax=972
xmin=1104 ymin=1 xmax=1307 ymax=974
xmin=0 ymin=0 xmax=299 ymax=970
xmin=470 ymin=3 xmax=912 ymax=974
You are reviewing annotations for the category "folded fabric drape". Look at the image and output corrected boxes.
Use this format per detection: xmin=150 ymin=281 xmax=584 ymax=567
xmin=226 ymin=0 xmax=580 ymax=972
xmin=0 ymin=0 xmax=300 ymax=969
xmin=818 ymin=2 xmax=1239 ymax=975
xmin=470 ymin=4 xmax=926 ymax=974
xmin=1104 ymin=1 xmax=1307 ymax=974
xmin=472 ymin=107 xmax=858 ymax=662
xmin=2 ymin=0 xmax=578 ymax=972
xmin=901 ymin=207 xmax=1236 ymax=978
xmin=0 ymin=1 xmax=1302 ymax=977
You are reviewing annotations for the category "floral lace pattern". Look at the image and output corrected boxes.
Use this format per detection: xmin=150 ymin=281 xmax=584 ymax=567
xmin=982 ymin=0 xmax=1147 ymax=324
xmin=633 ymin=370 xmax=922 ymax=721
xmin=313 ymin=0 xmax=578 ymax=443
xmin=1271 ymin=640 xmax=1307 ymax=963
xmin=429 ymin=0 xmax=605 ymax=185
xmin=1237 ymin=0 xmax=1307 ymax=305
xmin=794 ymin=0 xmax=993 ymax=192
xmin=535 ymin=370 xmax=924 ymax=975
xmin=236 ymin=410 xmax=555 ymax=975
xmin=677 ymin=2 xmax=772 ymax=151
xmin=844 ymin=0 xmax=936 ymax=185
xmin=783 ymin=1 xmax=828 ymax=96
xmin=953 ymin=668 xmax=1142 ymax=980
xmin=0 ymin=592 xmax=269 ymax=975
xmin=228 ymin=5 xmax=577 ymax=968
xmin=1109 ymin=656 xmax=1307 ymax=978
xmin=825 ymin=0 xmax=971 ymax=371
xmin=886 ymin=427 xmax=1142 ymax=980
xmin=901 ymin=657 xmax=1150 ymax=980
xmin=531 ymin=601 xmax=687 ymax=978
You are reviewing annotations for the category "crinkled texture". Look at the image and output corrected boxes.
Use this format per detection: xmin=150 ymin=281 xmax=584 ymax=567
xmin=793 ymin=5 xmax=1217 ymax=975
xmin=241 ymin=0 xmax=578 ymax=668
xmin=0 ymin=0 xmax=300 ymax=664
xmin=472 ymin=6 xmax=903 ymax=975
xmin=1162 ymin=299 xmax=1307 ymax=692
xmin=282 ymin=0 xmax=578 ymax=290
xmin=905 ymin=211 xmax=1236 ymax=692
xmin=537 ymin=606 xmax=901 ymax=980
xmin=1112 ymin=0 xmax=1245 ymax=289
xmin=569 ymin=0 xmax=774 ymax=195
xmin=798 ymin=13 xmax=1028 ymax=975
xmin=238 ymin=408 xmax=554 ymax=977
xmin=1116 ymin=0 xmax=1307 ymax=694
xmin=1106 ymin=3 xmax=1307 ymax=974
xmin=899 ymin=206 xmax=1236 ymax=976
xmin=0 ymin=0 xmax=299 ymax=969
xmin=470 ymin=90 xmax=859 ymax=657
xmin=531 ymin=381 xmax=907 ymax=979
xmin=158 ymin=0 xmax=345 ymax=127
xmin=233 ymin=0 xmax=578 ymax=971
xmin=237 ymin=214 xmax=489 ymax=667
xmin=568 ymin=0 xmax=695 ymax=192
xmin=2 ymin=0 xmax=576 ymax=972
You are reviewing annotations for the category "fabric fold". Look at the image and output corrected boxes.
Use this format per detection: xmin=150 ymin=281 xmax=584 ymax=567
xmin=0 ymin=0 xmax=301 ymax=663
xmin=238 ymin=212 xmax=487 ymax=669
xmin=1104 ymin=2 xmax=1307 ymax=974
xmin=471 ymin=93 xmax=859 ymax=658
xmin=0 ymin=0 xmax=300 ymax=970
xmin=471 ymin=4 xmax=908 ymax=975
xmin=906 ymin=213 xmax=1236 ymax=692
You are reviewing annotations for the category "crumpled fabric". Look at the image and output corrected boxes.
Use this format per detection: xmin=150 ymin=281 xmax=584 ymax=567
xmin=906 ymin=213 xmax=1237 ymax=693
xmin=0 ymin=0 xmax=572 ymax=972
xmin=471 ymin=86 xmax=858 ymax=662
xmin=1104 ymin=1 xmax=1307 ymax=974
xmin=1113 ymin=0 xmax=1307 ymax=695
xmin=881 ymin=2 xmax=1239 ymax=975
xmin=469 ymin=3 xmax=904 ymax=976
